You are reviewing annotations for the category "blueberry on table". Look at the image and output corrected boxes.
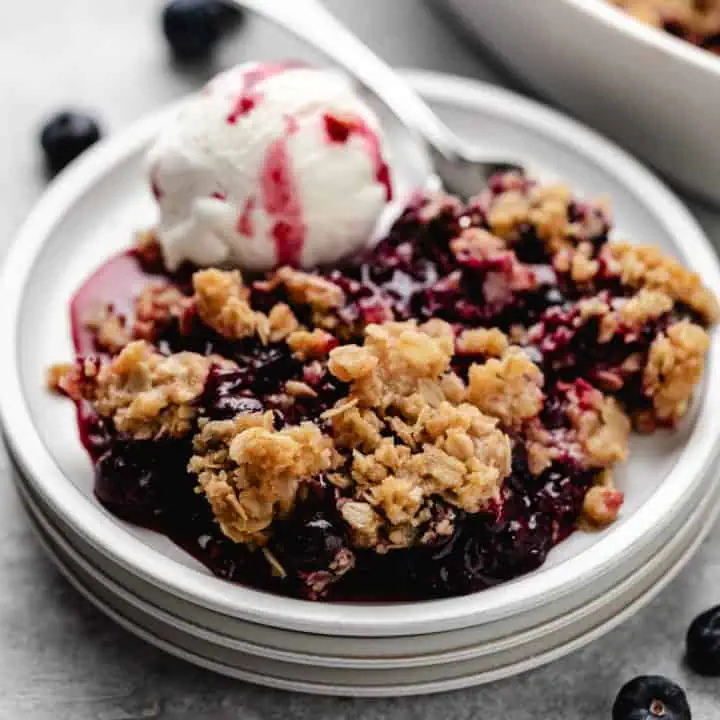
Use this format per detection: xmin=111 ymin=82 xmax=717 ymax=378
xmin=213 ymin=1 xmax=244 ymax=27
xmin=686 ymin=605 xmax=720 ymax=676
xmin=40 ymin=111 xmax=101 ymax=174
xmin=612 ymin=676 xmax=691 ymax=720
xmin=162 ymin=0 xmax=243 ymax=60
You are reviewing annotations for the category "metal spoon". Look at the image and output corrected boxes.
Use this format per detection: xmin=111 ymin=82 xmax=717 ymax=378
xmin=227 ymin=0 xmax=523 ymax=200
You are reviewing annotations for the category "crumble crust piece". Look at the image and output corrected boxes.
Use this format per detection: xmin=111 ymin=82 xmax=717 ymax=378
xmin=477 ymin=176 xmax=610 ymax=256
xmin=75 ymin=341 xmax=210 ymax=440
xmin=644 ymin=319 xmax=710 ymax=422
xmin=605 ymin=242 xmax=719 ymax=322
xmin=565 ymin=381 xmax=631 ymax=469
xmin=287 ymin=328 xmax=338 ymax=360
xmin=85 ymin=304 xmax=130 ymax=353
xmin=325 ymin=320 xmax=513 ymax=550
xmin=618 ymin=289 xmax=674 ymax=327
xmin=467 ymin=348 xmax=544 ymax=429
xmin=582 ymin=483 xmax=625 ymax=527
xmin=457 ymin=327 xmax=510 ymax=357
xmin=133 ymin=284 xmax=193 ymax=342
xmin=193 ymin=269 xmax=264 ymax=341
xmin=524 ymin=380 xmax=630 ymax=478
xmin=189 ymin=412 xmax=340 ymax=544
xmin=271 ymin=267 xmax=345 ymax=312
xmin=192 ymin=268 xmax=301 ymax=344
xmin=134 ymin=229 xmax=164 ymax=268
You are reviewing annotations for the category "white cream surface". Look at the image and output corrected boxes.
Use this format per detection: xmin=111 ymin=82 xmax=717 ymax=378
xmin=147 ymin=63 xmax=392 ymax=271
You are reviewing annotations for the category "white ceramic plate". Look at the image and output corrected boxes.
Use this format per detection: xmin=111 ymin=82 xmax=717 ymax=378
xmin=437 ymin=0 xmax=720 ymax=204
xmin=15 ymin=458 xmax=720 ymax=695
xmin=2 ymin=71 xmax=720 ymax=643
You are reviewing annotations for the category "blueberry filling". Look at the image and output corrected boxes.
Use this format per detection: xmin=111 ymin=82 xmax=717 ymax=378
xmin=57 ymin=175 xmax=715 ymax=602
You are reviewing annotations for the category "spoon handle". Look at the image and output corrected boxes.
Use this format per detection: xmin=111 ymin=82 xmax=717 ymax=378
xmin=228 ymin=0 xmax=461 ymax=160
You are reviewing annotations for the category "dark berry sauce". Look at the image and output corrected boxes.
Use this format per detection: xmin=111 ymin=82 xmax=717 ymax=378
xmin=65 ymin=186 xmax=654 ymax=602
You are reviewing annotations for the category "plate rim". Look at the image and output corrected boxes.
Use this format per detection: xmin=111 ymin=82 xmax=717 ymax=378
xmin=16 ymin=456 xmax=720 ymax=671
xmin=3 ymin=69 xmax=720 ymax=637
xmin=21 ymin=456 xmax=720 ymax=696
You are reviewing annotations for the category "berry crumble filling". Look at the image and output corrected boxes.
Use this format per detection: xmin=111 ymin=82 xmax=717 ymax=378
xmin=48 ymin=172 xmax=718 ymax=601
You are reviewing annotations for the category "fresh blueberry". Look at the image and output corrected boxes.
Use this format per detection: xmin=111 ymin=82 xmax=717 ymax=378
xmin=213 ymin=1 xmax=244 ymax=27
xmin=162 ymin=0 xmax=243 ymax=60
xmin=612 ymin=676 xmax=691 ymax=720
xmin=40 ymin=111 xmax=101 ymax=174
xmin=686 ymin=605 xmax=720 ymax=676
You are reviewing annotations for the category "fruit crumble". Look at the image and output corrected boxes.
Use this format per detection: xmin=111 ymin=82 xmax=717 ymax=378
xmin=48 ymin=171 xmax=718 ymax=601
xmin=610 ymin=0 xmax=720 ymax=54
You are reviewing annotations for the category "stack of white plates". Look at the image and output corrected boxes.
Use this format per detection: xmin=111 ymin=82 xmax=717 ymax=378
xmin=3 ymin=72 xmax=720 ymax=696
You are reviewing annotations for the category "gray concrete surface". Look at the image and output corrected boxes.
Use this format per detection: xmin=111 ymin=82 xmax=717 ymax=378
xmin=1 ymin=1 xmax=719 ymax=717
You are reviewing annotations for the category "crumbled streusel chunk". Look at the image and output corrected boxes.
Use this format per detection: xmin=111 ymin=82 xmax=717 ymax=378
xmin=483 ymin=181 xmax=599 ymax=256
xmin=574 ymin=288 xmax=675 ymax=348
xmin=193 ymin=269 xmax=262 ymax=341
xmin=571 ymin=242 xmax=600 ymax=284
xmin=606 ymin=242 xmax=719 ymax=323
xmin=457 ymin=327 xmax=509 ymax=357
xmin=565 ymin=381 xmax=631 ymax=468
xmin=340 ymin=500 xmax=383 ymax=549
xmin=273 ymin=267 xmax=345 ymax=311
xmin=133 ymin=284 xmax=192 ymax=342
xmin=328 ymin=320 xmax=455 ymax=409
xmin=190 ymin=412 xmax=341 ymax=544
xmin=47 ymin=362 xmax=78 ymax=395
xmin=287 ymin=328 xmax=338 ymax=360
xmin=192 ymin=270 xmax=302 ymax=346
xmin=619 ymin=289 xmax=674 ymax=327
xmin=322 ymin=320 xmax=512 ymax=549
xmin=345 ymin=404 xmax=511 ymax=548
xmin=644 ymin=320 xmax=710 ymax=422
xmin=134 ymin=229 xmax=164 ymax=268
xmin=84 ymin=305 xmax=130 ymax=353
xmin=265 ymin=303 xmax=299 ymax=343
xmin=582 ymin=485 xmax=625 ymax=527
xmin=417 ymin=191 xmax=463 ymax=224
xmin=451 ymin=228 xmax=506 ymax=257
xmin=468 ymin=347 xmax=544 ymax=429
xmin=78 ymin=341 xmax=211 ymax=439
xmin=328 ymin=344 xmax=378 ymax=383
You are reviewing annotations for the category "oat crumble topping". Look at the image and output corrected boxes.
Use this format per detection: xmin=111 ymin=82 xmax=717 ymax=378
xmin=271 ymin=266 xmax=345 ymax=312
xmin=193 ymin=269 xmax=263 ymax=341
xmin=133 ymin=284 xmax=192 ymax=342
xmin=85 ymin=305 xmax=130 ymax=353
xmin=75 ymin=341 xmax=210 ymax=440
xmin=565 ymin=381 xmax=631 ymax=469
xmin=457 ymin=327 xmax=509 ymax=357
xmin=476 ymin=178 xmax=610 ymax=256
xmin=606 ymin=242 xmax=719 ymax=323
xmin=468 ymin=348 xmax=544 ymax=429
xmin=582 ymin=485 xmax=625 ymax=527
xmin=320 ymin=320 xmax=514 ymax=549
xmin=287 ymin=328 xmax=338 ymax=360
xmin=644 ymin=319 xmax=710 ymax=422
xmin=190 ymin=412 xmax=340 ymax=544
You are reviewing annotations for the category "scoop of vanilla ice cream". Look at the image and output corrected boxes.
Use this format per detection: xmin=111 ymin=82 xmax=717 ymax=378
xmin=147 ymin=63 xmax=393 ymax=271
